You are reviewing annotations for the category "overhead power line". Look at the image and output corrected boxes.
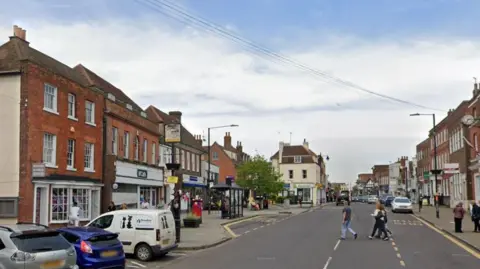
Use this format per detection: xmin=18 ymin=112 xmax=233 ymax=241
xmin=134 ymin=0 xmax=445 ymax=112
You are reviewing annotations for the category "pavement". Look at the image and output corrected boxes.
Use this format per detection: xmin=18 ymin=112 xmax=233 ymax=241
xmin=125 ymin=204 xmax=316 ymax=268
xmin=413 ymin=204 xmax=480 ymax=251
xmin=129 ymin=202 xmax=480 ymax=269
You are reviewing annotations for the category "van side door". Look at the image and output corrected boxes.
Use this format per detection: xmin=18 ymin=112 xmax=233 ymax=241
xmin=116 ymin=213 xmax=137 ymax=254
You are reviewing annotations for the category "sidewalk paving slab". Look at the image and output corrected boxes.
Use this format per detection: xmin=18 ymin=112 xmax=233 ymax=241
xmin=176 ymin=204 xmax=324 ymax=251
xmin=412 ymin=205 xmax=480 ymax=252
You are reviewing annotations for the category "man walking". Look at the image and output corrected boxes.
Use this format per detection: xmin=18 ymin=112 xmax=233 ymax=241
xmin=341 ymin=201 xmax=358 ymax=240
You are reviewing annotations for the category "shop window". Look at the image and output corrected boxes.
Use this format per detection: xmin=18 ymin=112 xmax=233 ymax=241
xmin=51 ymin=187 xmax=92 ymax=223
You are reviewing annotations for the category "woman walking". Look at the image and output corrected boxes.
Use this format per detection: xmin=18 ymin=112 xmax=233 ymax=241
xmin=453 ymin=202 xmax=465 ymax=233
xmin=471 ymin=201 xmax=480 ymax=232
xmin=369 ymin=203 xmax=389 ymax=241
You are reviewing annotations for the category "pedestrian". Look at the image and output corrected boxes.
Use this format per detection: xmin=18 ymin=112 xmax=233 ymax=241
xmin=69 ymin=202 xmax=80 ymax=227
xmin=453 ymin=202 xmax=465 ymax=233
xmin=369 ymin=203 xmax=389 ymax=240
xmin=107 ymin=201 xmax=116 ymax=212
xmin=340 ymin=201 xmax=358 ymax=240
xmin=121 ymin=203 xmax=128 ymax=210
xmin=471 ymin=200 xmax=480 ymax=232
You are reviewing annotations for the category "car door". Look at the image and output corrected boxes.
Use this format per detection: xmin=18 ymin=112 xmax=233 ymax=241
xmin=163 ymin=212 xmax=176 ymax=247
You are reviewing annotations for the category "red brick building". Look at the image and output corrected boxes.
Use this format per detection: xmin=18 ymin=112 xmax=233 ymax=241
xmin=416 ymin=138 xmax=431 ymax=195
xmin=466 ymin=83 xmax=480 ymax=202
xmin=372 ymin=165 xmax=389 ymax=194
xmin=75 ymin=65 xmax=164 ymax=212
xmin=428 ymin=113 xmax=450 ymax=198
xmin=0 ymin=26 xmax=104 ymax=226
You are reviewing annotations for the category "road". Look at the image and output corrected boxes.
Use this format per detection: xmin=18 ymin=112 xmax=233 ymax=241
xmin=128 ymin=203 xmax=480 ymax=269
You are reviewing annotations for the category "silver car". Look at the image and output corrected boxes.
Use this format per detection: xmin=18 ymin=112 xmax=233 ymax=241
xmin=0 ymin=223 xmax=78 ymax=269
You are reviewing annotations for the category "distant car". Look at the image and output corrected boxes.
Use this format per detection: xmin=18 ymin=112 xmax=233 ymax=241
xmin=352 ymin=196 xmax=359 ymax=202
xmin=58 ymin=226 xmax=125 ymax=269
xmin=391 ymin=197 xmax=413 ymax=213
xmin=385 ymin=196 xmax=395 ymax=207
xmin=0 ymin=223 xmax=77 ymax=269
xmin=336 ymin=191 xmax=350 ymax=206
xmin=367 ymin=195 xmax=378 ymax=204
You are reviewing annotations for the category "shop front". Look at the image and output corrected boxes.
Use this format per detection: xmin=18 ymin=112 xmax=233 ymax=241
xmin=112 ymin=161 xmax=164 ymax=209
xmin=293 ymin=183 xmax=315 ymax=204
xmin=32 ymin=174 xmax=103 ymax=226
xmin=180 ymin=174 xmax=206 ymax=211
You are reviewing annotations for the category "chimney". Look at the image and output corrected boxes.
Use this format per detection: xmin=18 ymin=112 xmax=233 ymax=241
xmin=236 ymin=141 xmax=243 ymax=153
xmin=279 ymin=141 xmax=284 ymax=164
xmin=12 ymin=25 xmax=28 ymax=42
xmin=195 ymin=135 xmax=203 ymax=146
xmin=303 ymin=138 xmax=309 ymax=149
xmin=224 ymin=132 xmax=231 ymax=147
xmin=168 ymin=111 xmax=182 ymax=123
xmin=474 ymin=80 xmax=480 ymax=97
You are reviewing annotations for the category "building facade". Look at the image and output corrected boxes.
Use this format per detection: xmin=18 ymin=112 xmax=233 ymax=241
xmin=372 ymin=165 xmax=389 ymax=194
xmin=75 ymin=65 xmax=164 ymax=211
xmin=467 ymin=83 xmax=480 ymax=203
xmin=416 ymin=138 xmax=431 ymax=196
xmin=146 ymin=106 xmax=205 ymax=210
xmin=0 ymin=26 xmax=104 ymax=226
xmin=202 ymin=160 xmax=219 ymax=188
xmin=271 ymin=140 xmax=322 ymax=205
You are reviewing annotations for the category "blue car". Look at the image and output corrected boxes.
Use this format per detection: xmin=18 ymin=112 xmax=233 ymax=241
xmin=58 ymin=226 xmax=125 ymax=269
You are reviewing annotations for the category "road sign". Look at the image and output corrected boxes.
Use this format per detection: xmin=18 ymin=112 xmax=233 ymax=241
xmin=423 ymin=171 xmax=430 ymax=180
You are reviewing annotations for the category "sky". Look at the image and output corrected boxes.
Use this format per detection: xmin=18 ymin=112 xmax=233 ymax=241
xmin=1 ymin=0 xmax=480 ymax=182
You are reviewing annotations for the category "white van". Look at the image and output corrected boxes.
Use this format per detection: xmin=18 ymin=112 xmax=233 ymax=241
xmin=86 ymin=209 xmax=177 ymax=261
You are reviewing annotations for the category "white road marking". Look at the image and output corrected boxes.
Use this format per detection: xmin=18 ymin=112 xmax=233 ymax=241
xmin=397 ymin=253 xmax=402 ymax=259
xmin=260 ymin=225 xmax=264 ymax=228
xmin=257 ymin=257 xmax=276 ymax=260
xmin=130 ymin=261 xmax=146 ymax=268
xmin=333 ymin=240 xmax=341 ymax=251
xmin=253 ymin=227 xmax=258 ymax=230
xmin=323 ymin=257 xmax=332 ymax=269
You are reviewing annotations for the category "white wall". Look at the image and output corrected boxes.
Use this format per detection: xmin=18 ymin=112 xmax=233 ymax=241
xmin=279 ymin=163 xmax=319 ymax=184
xmin=0 ymin=75 xmax=20 ymax=198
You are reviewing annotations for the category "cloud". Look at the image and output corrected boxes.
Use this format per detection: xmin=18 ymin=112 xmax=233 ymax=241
xmin=1 ymin=9 xmax=478 ymax=181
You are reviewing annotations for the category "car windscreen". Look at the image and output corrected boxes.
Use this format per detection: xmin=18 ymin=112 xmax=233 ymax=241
xmin=340 ymin=191 xmax=349 ymax=196
xmin=11 ymin=231 xmax=71 ymax=253
xmin=87 ymin=233 xmax=120 ymax=246
xmin=394 ymin=198 xmax=410 ymax=203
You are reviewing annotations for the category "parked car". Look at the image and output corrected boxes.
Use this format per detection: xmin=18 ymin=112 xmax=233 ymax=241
xmin=0 ymin=223 xmax=77 ymax=269
xmin=58 ymin=226 xmax=125 ymax=268
xmin=367 ymin=195 xmax=378 ymax=204
xmin=87 ymin=209 xmax=178 ymax=261
xmin=391 ymin=197 xmax=413 ymax=213
xmin=384 ymin=196 xmax=395 ymax=207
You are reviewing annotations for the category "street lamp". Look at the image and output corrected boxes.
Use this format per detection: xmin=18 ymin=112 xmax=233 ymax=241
xmin=207 ymin=124 xmax=239 ymax=215
xmin=410 ymin=113 xmax=440 ymax=218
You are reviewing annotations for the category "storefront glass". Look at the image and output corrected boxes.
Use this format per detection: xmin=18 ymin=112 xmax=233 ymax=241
xmin=297 ymin=188 xmax=311 ymax=202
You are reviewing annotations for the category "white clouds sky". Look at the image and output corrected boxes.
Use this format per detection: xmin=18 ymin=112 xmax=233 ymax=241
xmin=1 ymin=12 xmax=479 ymax=182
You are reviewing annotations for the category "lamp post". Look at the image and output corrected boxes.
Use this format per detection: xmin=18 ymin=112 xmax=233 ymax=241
xmin=207 ymin=124 xmax=239 ymax=215
xmin=410 ymin=113 xmax=440 ymax=218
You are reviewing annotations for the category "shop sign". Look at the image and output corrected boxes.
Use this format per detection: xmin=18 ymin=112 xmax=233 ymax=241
xmin=137 ymin=169 xmax=148 ymax=179
xmin=165 ymin=123 xmax=181 ymax=143
xmin=167 ymin=176 xmax=178 ymax=184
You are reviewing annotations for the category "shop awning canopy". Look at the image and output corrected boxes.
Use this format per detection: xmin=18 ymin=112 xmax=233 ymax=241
xmin=211 ymin=183 xmax=243 ymax=190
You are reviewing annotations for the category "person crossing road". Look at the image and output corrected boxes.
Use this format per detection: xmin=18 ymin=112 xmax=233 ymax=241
xmin=340 ymin=201 xmax=358 ymax=240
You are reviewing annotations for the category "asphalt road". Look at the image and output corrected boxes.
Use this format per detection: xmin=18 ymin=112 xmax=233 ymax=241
xmin=129 ymin=203 xmax=480 ymax=269
xmin=228 ymin=213 xmax=292 ymax=235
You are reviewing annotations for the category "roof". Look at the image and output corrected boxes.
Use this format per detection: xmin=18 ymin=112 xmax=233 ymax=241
xmin=0 ymin=37 xmax=89 ymax=87
xmin=57 ymin=226 xmax=113 ymax=238
xmin=145 ymin=105 xmax=205 ymax=152
xmin=270 ymin=145 xmax=317 ymax=159
xmin=73 ymin=64 xmax=143 ymax=112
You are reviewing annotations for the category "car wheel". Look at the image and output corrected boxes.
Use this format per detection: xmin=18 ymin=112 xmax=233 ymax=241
xmin=135 ymin=243 xmax=153 ymax=261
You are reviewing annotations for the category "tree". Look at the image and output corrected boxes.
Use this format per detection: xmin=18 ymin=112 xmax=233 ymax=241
xmin=235 ymin=154 xmax=284 ymax=196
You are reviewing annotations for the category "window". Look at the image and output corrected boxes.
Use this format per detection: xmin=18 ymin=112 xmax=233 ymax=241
xmin=162 ymin=146 xmax=172 ymax=164
xmin=43 ymin=133 xmax=57 ymax=167
xmin=152 ymin=142 xmax=156 ymax=164
xmin=213 ymin=152 xmax=219 ymax=160
xmin=67 ymin=93 xmax=76 ymax=119
xmin=112 ymin=127 xmax=118 ymax=155
xmin=11 ymin=233 xmax=71 ymax=252
xmin=85 ymin=101 xmax=95 ymax=125
xmin=186 ymin=152 xmax=191 ymax=171
xmin=143 ymin=139 xmax=148 ymax=162
xmin=84 ymin=142 xmax=94 ymax=171
xmin=0 ymin=198 xmax=18 ymax=217
xmin=124 ymin=132 xmax=130 ymax=158
xmin=51 ymin=187 xmax=68 ymax=222
xmin=88 ymin=215 xmax=114 ymax=229
xmin=196 ymin=155 xmax=200 ymax=172
xmin=181 ymin=150 xmax=186 ymax=169
xmin=289 ymin=170 xmax=293 ymax=179
xmin=474 ymin=108 xmax=477 ymax=118
xmin=134 ymin=136 xmax=139 ymax=160
xmin=475 ymin=134 xmax=478 ymax=152
xmin=44 ymin=84 xmax=58 ymax=112
xmin=67 ymin=139 xmax=75 ymax=169
xmin=72 ymin=188 xmax=90 ymax=219
xmin=294 ymin=156 xmax=302 ymax=163
xmin=176 ymin=148 xmax=180 ymax=164
xmin=302 ymin=170 xmax=307 ymax=179
xmin=60 ymin=232 xmax=80 ymax=244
